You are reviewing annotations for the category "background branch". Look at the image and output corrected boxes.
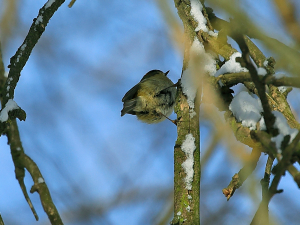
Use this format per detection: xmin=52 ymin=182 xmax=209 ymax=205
xmin=0 ymin=214 xmax=4 ymax=225
xmin=222 ymin=147 xmax=261 ymax=200
xmin=251 ymin=131 xmax=300 ymax=224
xmin=1 ymin=0 xmax=65 ymax=111
xmin=0 ymin=0 xmax=66 ymax=223
xmin=272 ymin=0 xmax=300 ymax=45
xmin=6 ymin=119 xmax=63 ymax=224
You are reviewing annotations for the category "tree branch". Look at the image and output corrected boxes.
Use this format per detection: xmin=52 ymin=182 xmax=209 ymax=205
xmin=234 ymin=35 xmax=276 ymax=135
xmin=0 ymin=214 xmax=4 ymax=225
xmin=217 ymin=73 xmax=300 ymax=89
xmin=0 ymin=0 xmax=66 ymax=222
xmin=251 ymin=130 xmax=300 ymax=224
xmin=222 ymin=147 xmax=261 ymax=200
xmin=207 ymin=10 xmax=300 ymax=76
xmin=171 ymin=0 xmax=205 ymax=224
xmin=272 ymin=0 xmax=300 ymax=45
xmin=1 ymin=0 xmax=65 ymax=122
xmin=7 ymin=120 xmax=64 ymax=224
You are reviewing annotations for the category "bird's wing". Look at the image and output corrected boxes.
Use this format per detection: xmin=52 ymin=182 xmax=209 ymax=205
xmin=122 ymin=83 xmax=140 ymax=102
xmin=121 ymin=99 xmax=137 ymax=116
xmin=121 ymin=83 xmax=141 ymax=116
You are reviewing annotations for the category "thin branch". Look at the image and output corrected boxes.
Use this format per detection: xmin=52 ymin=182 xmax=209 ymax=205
xmin=68 ymin=0 xmax=76 ymax=8
xmin=234 ymin=34 xmax=276 ymax=135
xmin=208 ymin=10 xmax=300 ymax=76
xmin=265 ymin=76 xmax=300 ymax=88
xmin=0 ymin=0 xmax=67 ymax=133
xmin=261 ymin=156 xmax=274 ymax=195
xmin=0 ymin=43 xmax=26 ymax=135
xmin=271 ymin=131 xmax=300 ymax=190
xmin=272 ymin=0 xmax=300 ymax=45
xmin=257 ymin=156 xmax=274 ymax=225
xmin=1 ymin=0 xmax=65 ymax=112
xmin=251 ymin=130 xmax=300 ymax=224
xmin=251 ymin=130 xmax=300 ymax=187
xmin=0 ymin=44 xmax=5 ymax=92
xmin=250 ymin=131 xmax=279 ymax=157
xmin=287 ymin=164 xmax=300 ymax=188
xmin=0 ymin=40 xmax=39 ymax=221
xmin=17 ymin=174 xmax=39 ymax=220
xmin=0 ymin=0 xmax=66 ymax=222
xmin=242 ymin=35 xmax=267 ymax=68
xmin=7 ymin=120 xmax=64 ymax=224
xmin=266 ymin=85 xmax=300 ymax=130
xmin=222 ymin=147 xmax=261 ymax=200
xmin=218 ymin=72 xmax=300 ymax=89
xmin=0 ymin=213 xmax=4 ymax=225
xmin=24 ymin=154 xmax=64 ymax=224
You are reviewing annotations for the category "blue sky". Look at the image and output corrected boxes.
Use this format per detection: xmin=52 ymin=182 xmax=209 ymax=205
xmin=0 ymin=0 xmax=300 ymax=224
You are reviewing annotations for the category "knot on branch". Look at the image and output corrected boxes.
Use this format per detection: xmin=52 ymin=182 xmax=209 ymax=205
xmin=9 ymin=108 xmax=26 ymax=121
xmin=30 ymin=181 xmax=44 ymax=194
xmin=0 ymin=108 xmax=26 ymax=134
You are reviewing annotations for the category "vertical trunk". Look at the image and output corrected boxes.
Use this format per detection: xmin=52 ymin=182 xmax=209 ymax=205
xmin=171 ymin=83 xmax=200 ymax=224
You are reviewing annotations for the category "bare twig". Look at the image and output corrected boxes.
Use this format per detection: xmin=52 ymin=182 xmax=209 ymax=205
xmin=287 ymin=164 xmax=300 ymax=188
xmin=257 ymin=156 xmax=274 ymax=225
xmin=272 ymin=0 xmax=300 ymax=45
xmin=251 ymin=130 xmax=300 ymax=224
xmin=218 ymin=72 xmax=300 ymax=89
xmin=0 ymin=213 xmax=4 ymax=225
xmin=68 ymin=0 xmax=76 ymax=8
xmin=0 ymin=40 xmax=39 ymax=221
xmin=222 ymin=147 xmax=261 ymax=200
xmin=1 ymin=0 xmax=66 ymax=114
xmin=234 ymin=34 xmax=276 ymax=135
xmin=7 ymin=119 xmax=64 ymax=224
xmin=0 ymin=0 xmax=66 ymax=223
xmin=17 ymin=175 xmax=39 ymax=220
xmin=261 ymin=156 xmax=274 ymax=195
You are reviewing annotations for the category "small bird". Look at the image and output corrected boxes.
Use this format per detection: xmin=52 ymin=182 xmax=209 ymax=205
xmin=121 ymin=70 xmax=177 ymax=124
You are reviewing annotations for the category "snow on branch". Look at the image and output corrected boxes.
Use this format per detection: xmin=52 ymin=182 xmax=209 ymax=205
xmin=181 ymin=133 xmax=196 ymax=190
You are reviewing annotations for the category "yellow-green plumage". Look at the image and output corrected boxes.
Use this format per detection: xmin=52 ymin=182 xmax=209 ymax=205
xmin=121 ymin=70 xmax=176 ymax=124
